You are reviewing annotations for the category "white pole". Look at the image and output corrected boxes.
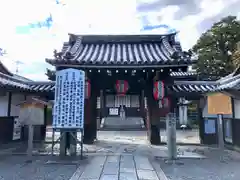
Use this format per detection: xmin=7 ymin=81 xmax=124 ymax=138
xmin=27 ymin=124 xmax=34 ymax=158
xmin=217 ymin=114 xmax=224 ymax=149
xmin=166 ymin=113 xmax=177 ymax=160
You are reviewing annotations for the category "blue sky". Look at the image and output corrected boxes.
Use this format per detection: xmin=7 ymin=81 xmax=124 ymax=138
xmin=0 ymin=0 xmax=239 ymax=81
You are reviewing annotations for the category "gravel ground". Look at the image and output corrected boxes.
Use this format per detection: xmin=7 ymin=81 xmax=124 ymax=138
xmin=157 ymin=147 xmax=240 ymax=180
xmin=0 ymin=155 xmax=85 ymax=180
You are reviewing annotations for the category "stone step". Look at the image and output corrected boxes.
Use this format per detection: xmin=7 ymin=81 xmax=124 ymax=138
xmin=100 ymin=117 xmax=145 ymax=130
xmin=102 ymin=126 xmax=146 ymax=131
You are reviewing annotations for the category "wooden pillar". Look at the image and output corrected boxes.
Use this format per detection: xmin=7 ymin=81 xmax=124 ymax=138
xmin=7 ymin=92 xmax=12 ymax=116
xmin=92 ymin=91 xmax=97 ymax=140
xmin=83 ymin=96 xmax=91 ymax=143
xmin=145 ymin=78 xmax=161 ymax=145
xmin=100 ymin=89 xmax=105 ymax=123
xmin=231 ymin=97 xmax=236 ymax=145
xmin=139 ymin=90 xmax=146 ymax=126
xmin=83 ymin=77 xmax=98 ymax=144
xmin=198 ymin=98 xmax=204 ymax=144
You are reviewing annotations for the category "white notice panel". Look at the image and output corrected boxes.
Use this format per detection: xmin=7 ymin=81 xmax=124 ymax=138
xmin=52 ymin=68 xmax=85 ymax=129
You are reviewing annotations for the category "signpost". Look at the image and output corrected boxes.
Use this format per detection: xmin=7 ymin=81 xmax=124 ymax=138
xmin=207 ymin=93 xmax=232 ymax=148
xmin=166 ymin=112 xmax=177 ymax=160
xmin=52 ymin=68 xmax=85 ymax=158
xmin=18 ymin=97 xmax=47 ymax=158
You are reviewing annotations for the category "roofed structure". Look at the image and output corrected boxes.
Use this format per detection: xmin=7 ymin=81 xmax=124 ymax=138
xmin=26 ymin=80 xmax=217 ymax=95
xmin=0 ymin=60 xmax=214 ymax=95
xmin=169 ymin=81 xmax=217 ymax=93
xmin=46 ymin=34 xmax=196 ymax=68
xmin=216 ymin=67 xmax=240 ymax=91
xmin=0 ymin=71 xmax=31 ymax=90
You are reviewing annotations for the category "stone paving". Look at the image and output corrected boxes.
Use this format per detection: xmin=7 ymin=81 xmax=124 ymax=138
xmin=1 ymin=130 xmax=240 ymax=180
xmin=70 ymin=155 xmax=160 ymax=180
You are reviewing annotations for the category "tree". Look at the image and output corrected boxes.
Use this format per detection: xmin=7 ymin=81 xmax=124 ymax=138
xmin=232 ymin=42 xmax=240 ymax=67
xmin=192 ymin=16 xmax=240 ymax=78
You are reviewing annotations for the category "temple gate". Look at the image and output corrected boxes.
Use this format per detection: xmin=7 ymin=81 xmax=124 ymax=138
xmin=46 ymin=33 xmax=195 ymax=145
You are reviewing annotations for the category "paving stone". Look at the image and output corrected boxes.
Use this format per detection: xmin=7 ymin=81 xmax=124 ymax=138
xmin=121 ymin=155 xmax=134 ymax=162
xmin=92 ymin=156 xmax=107 ymax=166
xmin=80 ymin=167 xmax=103 ymax=179
xmin=120 ymin=162 xmax=135 ymax=169
xmin=69 ymin=165 xmax=85 ymax=180
xmin=134 ymin=156 xmax=154 ymax=170
xmin=100 ymin=174 xmax=118 ymax=180
xmin=106 ymin=155 xmax=120 ymax=162
xmin=150 ymin=160 xmax=168 ymax=180
xmin=120 ymin=159 xmax=135 ymax=167
xmin=79 ymin=156 xmax=106 ymax=179
xmin=120 ymin=168 xmax=136 ymax=173
xmin=137 ymin=170 xmax=159 ymax=180
xmin=102 ymin=162 xmax=119 ymax=175
xmin=119 ymin=172 xmax=138 ymax=180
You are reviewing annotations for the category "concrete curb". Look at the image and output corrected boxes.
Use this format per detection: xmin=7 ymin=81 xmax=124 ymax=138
xmin=150 ymin=158 xmax=169 ymax=180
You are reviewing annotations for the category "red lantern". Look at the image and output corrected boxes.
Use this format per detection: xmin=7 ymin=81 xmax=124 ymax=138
xmin=115 ymin=80 xmax=129 ymax=95
xmin=153 ymin=81 xmax=165 ymax=100
xmin=85 ymin=80 xmax=91 ymax=99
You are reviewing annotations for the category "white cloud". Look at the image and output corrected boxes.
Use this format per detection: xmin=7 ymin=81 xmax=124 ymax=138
xmin=0 ymin=0 xmax=238 ymax=81
xmin=0 ymin=0 xmax=65 ymax=80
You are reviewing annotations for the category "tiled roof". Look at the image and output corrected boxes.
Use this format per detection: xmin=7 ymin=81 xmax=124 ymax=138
xmin=170 ymin=71 xmax=197 ymax=77
xmin=169 ymin=81 xmax=217 ymax=93
xmin=24 ymin=80 xmax=217 ymax=94
xmin=217 ymin=73 xmax=240 ymax=90
xmin=28 ymin=81 xmax=55 ymax=92
xmin=0 ymin=68 xmax=222 ymax=94
xmin=214 ymin=67 xmax=240 ymax=91
xmin=46 ymin=34 xmax=195 ymax=67
xmin=0 ymin=72 xmax=54 ymax=92
xmin=0 ymin=72 xmax=31 ymax=90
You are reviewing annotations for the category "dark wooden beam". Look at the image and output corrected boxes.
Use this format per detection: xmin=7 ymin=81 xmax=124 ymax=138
xmin=46 ymin=66 xmax=190 ymax=82
xmin=7 ymin=92 xmax=12 ymax=116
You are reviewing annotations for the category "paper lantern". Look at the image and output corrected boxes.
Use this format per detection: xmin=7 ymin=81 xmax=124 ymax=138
xmin=115 ymin=80 xmax=129 ymax=95
xmin=85 ymin=79 xmax=91 ymax=99
xmin=153 ymin=81 xmax=165 ymax=100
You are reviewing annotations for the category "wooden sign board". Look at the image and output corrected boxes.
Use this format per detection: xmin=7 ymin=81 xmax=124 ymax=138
xmin=207 ymin=93 xmax=232 ymax=115
xmin=17 ymin=97 xmax=47 ymax=125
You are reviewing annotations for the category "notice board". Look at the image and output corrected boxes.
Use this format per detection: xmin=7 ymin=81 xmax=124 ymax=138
xmin=207 ymin=93 xmax=232 ymax=115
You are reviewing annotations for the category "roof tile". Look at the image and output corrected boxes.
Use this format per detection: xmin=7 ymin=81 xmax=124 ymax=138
xmin=46 ymin=34 xmax=194 ymax=67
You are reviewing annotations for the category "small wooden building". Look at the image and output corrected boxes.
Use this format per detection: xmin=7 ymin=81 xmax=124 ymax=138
xmin=211 ymin=68 xmax=240 ymax=149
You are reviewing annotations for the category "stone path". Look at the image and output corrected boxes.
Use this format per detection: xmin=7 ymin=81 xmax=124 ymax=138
xmin=4 ymin=130 xmax=238 ymax=180
xmin=70 ymin=155 xmax=160 ymax=180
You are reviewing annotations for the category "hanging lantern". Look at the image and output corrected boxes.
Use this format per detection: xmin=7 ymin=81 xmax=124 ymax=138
xmin=85 ymin=79 xmax=91 ymax=99
xmin=115 ymin=80 xmax=129 ymax=95
xmin=153 ymin=81 xmax=165 ymax=100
